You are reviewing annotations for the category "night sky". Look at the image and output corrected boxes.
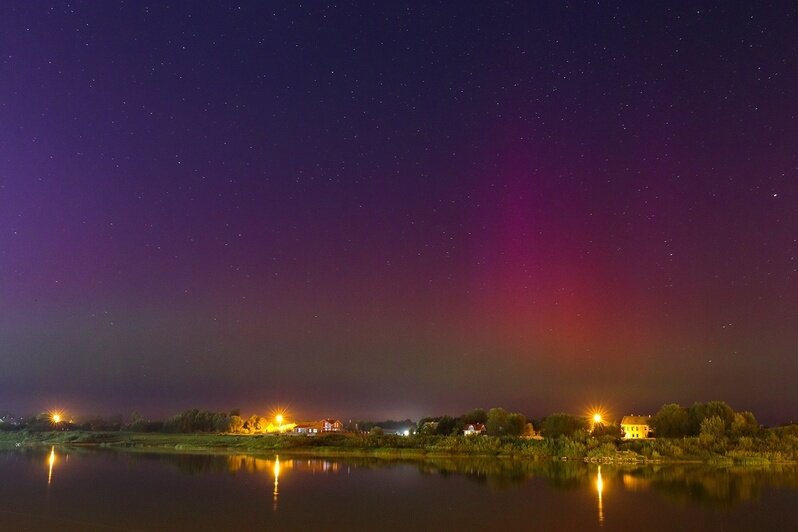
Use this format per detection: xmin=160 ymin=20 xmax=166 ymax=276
xmin=1 ymin=2 xmax=796 ymax=423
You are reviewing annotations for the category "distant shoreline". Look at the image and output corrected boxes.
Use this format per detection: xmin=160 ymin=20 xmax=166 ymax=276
xmin=1 ymin=431 xmax=794 ymax=465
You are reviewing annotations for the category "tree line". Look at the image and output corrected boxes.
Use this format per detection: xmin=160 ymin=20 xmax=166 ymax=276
xmin=0 ymin=401 xmax=772 ymax=440
xmin=651 ymin=401 xmax=759 ymax=439
xmin=414 ymin=408 xmax=534 ymax=437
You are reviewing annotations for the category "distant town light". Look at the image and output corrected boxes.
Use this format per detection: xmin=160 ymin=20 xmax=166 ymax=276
xmin=51 ymin=412 xmax=63 ymax=424
xmin=592 ymin=413 xmax=602 ymax=424
xmin=403 ymin=429 xmax=410 ymax=436
xmin=276 ymin=414 xmax=284 ymax=425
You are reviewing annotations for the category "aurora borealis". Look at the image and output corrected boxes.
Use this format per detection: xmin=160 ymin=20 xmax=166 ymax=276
xmin=1 ymin=2 xmax=796 ymax=423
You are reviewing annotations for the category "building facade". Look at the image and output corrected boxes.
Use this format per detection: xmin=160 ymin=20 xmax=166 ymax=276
xmin=463 ymin=423 xmax=486 ymax=436
xmin=294 ymin=419 xmax=344 ymax=435
xmin=322 ymin=419 xmax=343 ymax=432
xmin=621 ymin=415 xmax=653 ymax=439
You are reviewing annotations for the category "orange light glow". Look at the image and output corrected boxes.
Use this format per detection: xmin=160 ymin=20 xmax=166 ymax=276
xmin=585 ymin=404 xmax=611 ymax=428
xmin=267 ymin=407 xmax=293 ymax=433
xmin=265 ymin=408 xmax=296 ymax=433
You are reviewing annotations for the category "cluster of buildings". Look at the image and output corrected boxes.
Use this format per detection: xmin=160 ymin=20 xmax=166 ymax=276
xmin=1 ymin=407 xmax=656 ymax=440
xmin=0 ymin=412 xmax=20 ymax=426
xmin=272 ymin=414 xmax=654 ymax=440
xmin=462 ymin=416 xmax=654 ymax=439
xmin=461 ymin=416 xmax=654 ymax=440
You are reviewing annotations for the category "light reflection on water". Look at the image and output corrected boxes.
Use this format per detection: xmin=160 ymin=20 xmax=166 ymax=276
xmin=33 ymin=448 xmax=798 ymax=509
xmin=47 ymin=446 xmax=55 ymax=485
xmin=3 ymin=448 xmax=797 ymax=531
xmin=596 ymin=465 xmax=604 ymax=525
xmin=272 ymin=455 xmax=279 ymax=510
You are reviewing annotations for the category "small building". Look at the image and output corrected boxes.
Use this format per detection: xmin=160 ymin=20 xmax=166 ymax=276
xmin=0 ymin=412 xmax=20 ymax=426
xmin=294 ymin=421 xmax=323 ymax=435
xmin=463 ymin=423 xmax=486 ymax=436
xmin=294 ymin=419 xmax=344 ymax=435
xmin=621 ymin=415 xmax=653 ymax=439
xmin=322 ymin=419 xmax=343 ymax=432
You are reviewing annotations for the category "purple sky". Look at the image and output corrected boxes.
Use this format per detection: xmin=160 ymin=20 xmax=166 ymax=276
xmin=1 ymin=2 xmax=796 ymax=423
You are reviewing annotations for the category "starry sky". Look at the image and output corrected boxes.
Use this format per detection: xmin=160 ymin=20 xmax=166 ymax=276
xmin=1 ymin=2 xmax=796 ymax=423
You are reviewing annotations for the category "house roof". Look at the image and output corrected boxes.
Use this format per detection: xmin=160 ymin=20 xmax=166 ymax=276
xmin=294 ymin=421 xmax=325 ymax=429
xmin=621 ymin=415 xmax=651 ymax=425
xmin=295 ymin=419 xmax=342 ymax=429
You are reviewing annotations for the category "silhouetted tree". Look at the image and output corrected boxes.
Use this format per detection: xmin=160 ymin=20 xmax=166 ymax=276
xmin=731 ymin=411 xmax=759 ymax=437
xmin=461 ymin=408 xmax=488 ymax=425
xmin=436 ymin=416 xmax=460 ymax=436
xmin=652 ymin=403 xmax=690 ymax=437
xmin=592 ymin=422 xmax=622 ymax=439
xmin=541 ymin=413 xmax=587 ymax=438
xmin=486 ymin=408 xmax=510 ymax=436
xmin=229 ymin=415 xmax=244 ymax=433
xmin=506 ymin=413 xmax=526 ymax=437
xmin=164 ymin=409 xmax=231 ymax=433
xmin=688 ymin=401 xmax=734 ymax=435
xmin=699 ymin=415 xmax=726 ymax=445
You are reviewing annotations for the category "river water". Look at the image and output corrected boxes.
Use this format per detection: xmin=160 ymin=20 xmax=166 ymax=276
xmin=1 ymin=447 xmax=797 ymax=530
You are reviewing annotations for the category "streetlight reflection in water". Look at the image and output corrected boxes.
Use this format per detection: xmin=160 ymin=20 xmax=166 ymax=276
xmin=596 ymin=465 xmax=604 ymax=525
xmin=47 ymin=446 xmax=56 ymax=485
xmin=272 ymin=455 xmax=280 ymax=510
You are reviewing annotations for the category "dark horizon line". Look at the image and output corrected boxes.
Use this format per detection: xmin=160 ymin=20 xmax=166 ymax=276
xmin=4 ymin=403 xmax=797 ymax=427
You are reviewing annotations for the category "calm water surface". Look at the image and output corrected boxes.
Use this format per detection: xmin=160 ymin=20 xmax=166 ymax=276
xmin=1 ymin=447 xmax=797 ymax=531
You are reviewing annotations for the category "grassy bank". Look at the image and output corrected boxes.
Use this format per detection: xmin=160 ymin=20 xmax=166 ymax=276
xmin=2 ymin=429 xmax=796 ymax=464
xmin=0 ymin=431 xmax=528 ymax=458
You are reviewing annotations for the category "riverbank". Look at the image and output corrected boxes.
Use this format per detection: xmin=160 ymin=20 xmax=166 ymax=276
xmin=2 ymin=430 xmax=795 ymax=465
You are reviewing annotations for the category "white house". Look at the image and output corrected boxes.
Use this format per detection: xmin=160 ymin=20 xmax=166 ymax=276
xmin=621 ymin=415 xmax=653 ymax=439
